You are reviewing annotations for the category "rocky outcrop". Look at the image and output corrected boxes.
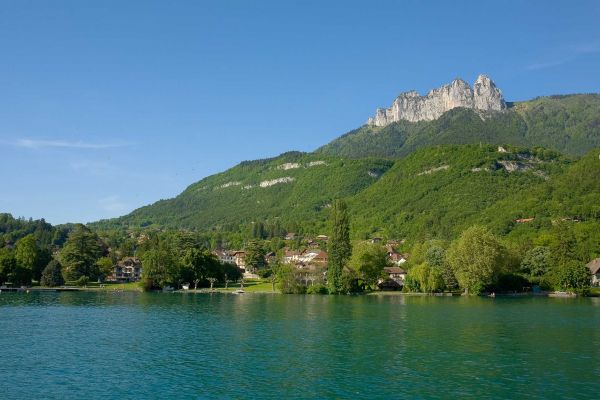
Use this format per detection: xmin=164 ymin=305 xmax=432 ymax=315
xmin=367 ymin=74 xmax=506 ymax=126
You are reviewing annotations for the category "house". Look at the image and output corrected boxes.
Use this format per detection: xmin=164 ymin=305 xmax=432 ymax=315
xmin=316 ymin=235 xmax=328 ymax=241
xmin=214 ymin=250 xmax=235 ymax=265
xmin=109 ymin=257 xmax=142 ymax=282
xmin=383 ymin=266 xmax=407 ymax=284
xmin=284 ymin=233 xmax=296 ymax=240
xmin=587 ymin=258 xmax=600 ymax=286
xmin=387 ymin=251 xmax=407 ymax=266
xmin=307 ymin=240 xmax=320 ymax=248
xmin=299 ymin=249 xmax=327 ymax=266
xmin=283 ymin=249 xmax=302 ymax=264
xmin=232 ymin=251 xmax=246 ymax=269
xmin=370 ymin=237 xmax=383 ymax=244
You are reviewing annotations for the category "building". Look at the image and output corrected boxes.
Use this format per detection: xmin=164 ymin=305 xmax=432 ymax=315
xmin=214 ymin=250 xmax=235 ymax=265
xmin=587 ymin=258 xmax=600 ymax=286
xmin=387 ymin=251 xmax=407 ymax=266
xmin=383 ymin=266 xmax=407 ymax=284
xmin=232 ymin=251 xmax=246 ymax=269
xmin=110 ymin=257 xmax=142 ymax=282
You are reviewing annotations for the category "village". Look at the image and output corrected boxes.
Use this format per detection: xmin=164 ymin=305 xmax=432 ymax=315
xmin=105 ymin=233 xmax=411 ymax=292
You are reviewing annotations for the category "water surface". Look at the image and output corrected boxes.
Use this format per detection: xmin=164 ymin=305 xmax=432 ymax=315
xmin=1 ymin=292 xmax=598 ymax=399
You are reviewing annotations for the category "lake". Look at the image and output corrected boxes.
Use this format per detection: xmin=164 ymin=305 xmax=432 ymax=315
xmin=0 ymin=292 xmax=598 ymax=399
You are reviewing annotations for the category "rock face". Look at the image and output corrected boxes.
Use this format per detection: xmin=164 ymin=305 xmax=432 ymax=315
xmin=367 ymin=74 xmax=506 ymax=126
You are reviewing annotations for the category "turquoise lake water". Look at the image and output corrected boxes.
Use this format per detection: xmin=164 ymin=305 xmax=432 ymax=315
xmin=0 ymin=292 xmax=598 ymax=399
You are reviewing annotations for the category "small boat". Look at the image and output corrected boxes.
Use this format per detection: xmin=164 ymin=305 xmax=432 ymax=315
xmin=233 ymin=289 xmax=245 ymax=294
xmin=181 ymin=283 xmax=190 ymax=290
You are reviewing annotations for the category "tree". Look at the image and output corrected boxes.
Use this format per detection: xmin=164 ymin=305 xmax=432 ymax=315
xmin=41 ymin=260 xmax=64 ymax=287
xmin=207 ymin=277 xmax=217 ymax=290
xmin=349 ymin=242 xmax=388 ymax=289
xmin=405 ymin=263 xmax=444 ymax=293
xmin=554 ymin=261 xmax=590 ymax=292
xmin=328 ymin=199 xmax=351 ymax=294
xmin=0 ymin=248 xmax=17 ymax=285
xmin=182 ymin=248 xmax=221 ymax=288
xmin=447 ymin=226 xmax=507 ymax=294
xmin=96 ymin=257 xmax=114 ymax=281
xmin=140 ymin=238 xmax=178 ymax=290
xmin=244 ymin=240 xmax=266 ymax=272
xmin=15 ymin=234 xmax=38 ymax=284
xmin=277 ymin=264 xmax=306 ymax=294
xmin=520 ymin=246 xmax=552 ymax=277
xmin=60 ymin=225 xmax=104 ymax=281
xmin=426 ymin=245 xmax=457 ymax=290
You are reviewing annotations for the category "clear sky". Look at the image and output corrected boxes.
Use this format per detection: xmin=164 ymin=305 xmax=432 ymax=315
xmin=1 ymin=0 xmax=599 ymax=224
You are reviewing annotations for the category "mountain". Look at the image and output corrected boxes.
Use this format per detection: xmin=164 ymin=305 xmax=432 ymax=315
xmin=319 ymin=93 xmax=600 ymax=158
xmin=91 ymin=77 xmax=600 ymax=244
xmin=367 ymin=74 xmax=505 ymax=126
xmin=93 ymin=152 xmax=393 ymax=232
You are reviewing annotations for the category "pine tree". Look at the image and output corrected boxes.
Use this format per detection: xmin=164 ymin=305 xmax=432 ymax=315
xmin=327 ymin=199 xmax=351 ymax=294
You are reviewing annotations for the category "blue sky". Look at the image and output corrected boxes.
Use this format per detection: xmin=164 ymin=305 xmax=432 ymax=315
xmin=1 ymin=0 xmax=599 ymax=224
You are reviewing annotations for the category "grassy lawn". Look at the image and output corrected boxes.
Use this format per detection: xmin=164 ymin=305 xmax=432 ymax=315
xmin=215 ymin=279 xmax=276 ymax=293
xmin=589 ymin=287 xmax=600 ymax=297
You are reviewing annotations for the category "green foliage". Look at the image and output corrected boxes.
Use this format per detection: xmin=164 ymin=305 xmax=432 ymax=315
xmin=349 ymin=241 xmax=388 ymax=289
xmin=306 ymin=284 xmax=328 ymax=294
xmin=405 ymin=263 xmax=445 ymax=293
xmin=40 ymin=260 xmax=64 ymax=287
xmin=554 ymin=261 xmax=591 ymax=292
xmin=181 ymin=248 xmax=222 ymax=286
xmin=60 ymin=225 xmax=105 ymax=281
xmin=277 ymin=264 xmax=306 ymax=294
xmin=74 ymin=275 xmax=89 ymax=286
xmin=95 ymin=257 xmax=114 ymax=281
xmin=520 ymin=246 xmax=552 ymax=277
xmin=92 ymin=153 xmax=393 ymax=234
xmin=244 ymin=240 xmax=266 ymax=272
xmin=339 ymin=269 xmax=362 ymax=294
xmin=328 ymin=200 xmax=351 ymax=294
xmin=447 ymin=226 xmax=508 ymax=294
xmin=139 ymin=237 xmax=179 ymax=290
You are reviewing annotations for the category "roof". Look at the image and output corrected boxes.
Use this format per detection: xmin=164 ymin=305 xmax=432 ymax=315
xmin=384 ymin=266 xmax=406 ymax=274
xmin=587 ymin=258 xmax=600 ymax=274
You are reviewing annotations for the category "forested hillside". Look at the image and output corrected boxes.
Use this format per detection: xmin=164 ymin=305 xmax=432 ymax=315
xmin=93 ymin=152 xmax=393 ymax=233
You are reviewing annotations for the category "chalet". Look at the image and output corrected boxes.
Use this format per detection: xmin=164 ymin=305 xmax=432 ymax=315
xmin=299 ymin=249 xmax=327 ymax=266
xmin=587 ymin=258 xmax=600 ymax=287
xmin=214 ymin=250 xmax=235 ymax=265
xmin=109 ymin=257 xmax=142 ymax=282
xmin=232 ymin=251 xmax=246 ymax=269
xmin=387 ymin=251 xmax=407 ymax=266
xmin=384 ymin=266 xmax=407 ymax=284
xmin=284 ymin=249 xmax=302 ymax=264
xmin=285 ymin=233 xmax=296 ymax=240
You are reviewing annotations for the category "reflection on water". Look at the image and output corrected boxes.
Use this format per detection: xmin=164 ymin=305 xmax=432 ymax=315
xmin=0 ymin=292 xmax=598 ymax=399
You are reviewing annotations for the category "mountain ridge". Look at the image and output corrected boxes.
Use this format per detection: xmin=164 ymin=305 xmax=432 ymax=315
xmin=367 ymin=74 xmax=506 ymax=126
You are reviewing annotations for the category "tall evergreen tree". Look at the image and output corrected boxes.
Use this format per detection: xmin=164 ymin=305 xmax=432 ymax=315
xmin=327 ymin=199 xmax=351 ymax=294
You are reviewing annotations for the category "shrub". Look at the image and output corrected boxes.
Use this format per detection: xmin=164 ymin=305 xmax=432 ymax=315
xmin=306 ymin=284 xmax=328 ymax=294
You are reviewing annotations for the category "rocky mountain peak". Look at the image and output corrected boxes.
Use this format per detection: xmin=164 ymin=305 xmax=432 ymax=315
xmin=367 ymin=75 xmax=506 ymax=126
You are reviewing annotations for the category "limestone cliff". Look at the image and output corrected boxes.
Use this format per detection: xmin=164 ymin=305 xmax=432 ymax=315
xmin=367 ymin=74 xmax=506 ymax=126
